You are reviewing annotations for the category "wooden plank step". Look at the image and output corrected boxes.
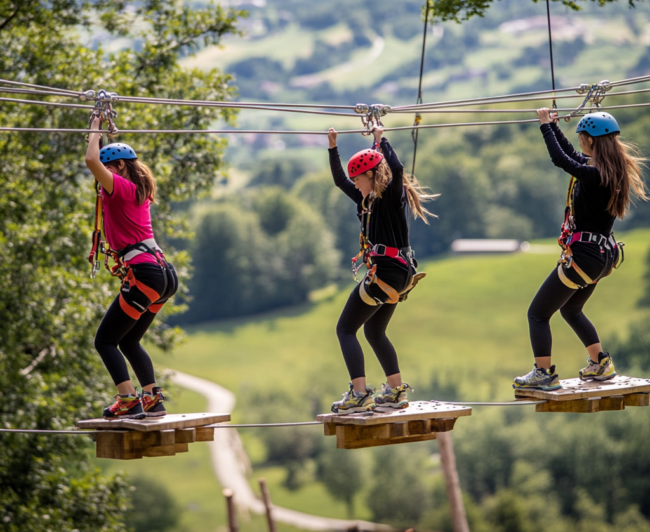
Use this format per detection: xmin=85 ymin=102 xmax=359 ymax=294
xmin=318 ymin=402 xmax=468 ymax=449
xmin=77 ymin=412 xmax=230 ymax=432
xmin=316 ymin=401 xmax=471 ymax=426
xmin=514 ymin=375 xmax=650 ymax=402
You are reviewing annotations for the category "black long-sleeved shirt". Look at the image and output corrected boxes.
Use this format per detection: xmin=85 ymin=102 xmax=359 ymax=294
xmin=541 ymin=122 xmax=615 ymax=235
xmin=329 ymin=138 xmax=410 ymax=250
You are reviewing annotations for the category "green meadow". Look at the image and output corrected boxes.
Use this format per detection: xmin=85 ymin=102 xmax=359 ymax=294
xmin=96 ymin=229 xmax=650 ymax=532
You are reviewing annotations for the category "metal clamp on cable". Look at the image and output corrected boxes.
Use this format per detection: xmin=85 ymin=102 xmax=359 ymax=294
xmin=355 ymin=103 xmax=392 ymax=136
xmin=565 ymin=80 xmax=612 ymax=122
xmin=79 ymin=90 xmax=96 ymax=102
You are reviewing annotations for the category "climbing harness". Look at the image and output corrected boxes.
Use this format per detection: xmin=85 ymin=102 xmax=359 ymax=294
xmin=351 ymin=191 xmax=425 ymax=306
xmin=557 ymin=177 xmax=623 ymax=289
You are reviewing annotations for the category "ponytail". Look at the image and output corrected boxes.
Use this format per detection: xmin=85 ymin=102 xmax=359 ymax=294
xmin=403 ymin=172 xmax=438 ymax=224
xmin=121 ymin=159 xmax=157 ymax=205
xmin=369 ymin=160 xmax=438 ymax=223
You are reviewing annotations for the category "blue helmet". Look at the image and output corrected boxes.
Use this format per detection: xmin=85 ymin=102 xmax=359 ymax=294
xmin=576 ymin=112 xmax=620 ymax=137
xmin=99 ymin=143 xmax=138 ymax=164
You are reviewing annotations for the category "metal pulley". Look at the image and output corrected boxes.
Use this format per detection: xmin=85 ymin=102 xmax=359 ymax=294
xmin=356 ymin=103 xmax=392 ymax=136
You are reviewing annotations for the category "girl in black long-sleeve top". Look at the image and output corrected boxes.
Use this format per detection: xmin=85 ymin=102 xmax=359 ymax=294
xmin=514 ymin=109 xmax=647 ymax=391
xmin=328 ymin=126 xmax=436 ymax=414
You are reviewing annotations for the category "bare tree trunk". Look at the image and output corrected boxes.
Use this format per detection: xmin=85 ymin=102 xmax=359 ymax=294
xmin=223 ymin=489 xmax=239 ymax=532
xmin=258 ymin=478 xmax=277 ymax=532
xmin=438 ymin=432 xmax=470 ymax=532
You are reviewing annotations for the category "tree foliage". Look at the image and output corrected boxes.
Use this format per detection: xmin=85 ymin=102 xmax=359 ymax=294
xmin=425 ymin=0 xmax=641 ymax=23
xmin=180 ymin=187 xmax=341 ymax=323
xmin=0 ymin=0 xmax=245 ymax=529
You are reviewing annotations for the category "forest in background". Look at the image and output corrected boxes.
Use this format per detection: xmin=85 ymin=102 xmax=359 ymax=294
xmin=3 ymin=1 xmax=650 ymax=531
xmin=177 ymin=0 xmax=650 ymax=322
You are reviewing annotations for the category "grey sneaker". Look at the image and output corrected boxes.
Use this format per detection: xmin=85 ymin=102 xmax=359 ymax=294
xmin=374 ymin=383 xmax=412 ymax=411
xmin=331 ymin=383 xmax=376 ymax=414
xmin=579 ymin=352 xmax=616 ymax=381
xmin=513 ymin=364 xmax=561 ymax=391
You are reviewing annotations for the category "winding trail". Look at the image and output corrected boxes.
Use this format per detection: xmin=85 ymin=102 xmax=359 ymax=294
xmin=173 ymin=371 xmax=393 ymax=532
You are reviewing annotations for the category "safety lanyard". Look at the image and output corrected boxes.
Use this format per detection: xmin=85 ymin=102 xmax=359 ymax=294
xmin=559 ymin=176 xmax=577 ymax=248
xmin=88 ymin=180 xmax=125 ymax=279
xmin=351 ymin=196 xmax=374 ymax=281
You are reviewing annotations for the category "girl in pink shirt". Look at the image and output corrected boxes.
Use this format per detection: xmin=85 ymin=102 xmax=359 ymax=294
xmin=86 ymin=117 xmax=178 ymax=419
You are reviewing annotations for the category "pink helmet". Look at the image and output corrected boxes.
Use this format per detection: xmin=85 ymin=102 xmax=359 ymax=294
xmin=347 ymin=149 xmax=384 ymax=178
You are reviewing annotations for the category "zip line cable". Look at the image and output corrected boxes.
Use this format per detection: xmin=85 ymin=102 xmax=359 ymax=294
xmin=0 ymin=78 xmax=84 ymax=96
xmin=0 ymin=400 xmax=551 ymax=435
xmin=3 ymin=94 xmax=650 ymax=117
xmin=2 ymin=73 xmax=650 ymax=115
xmin=9 ymin=106 xmax=650 ymax=136
xmin=411 ymin=0 xmax=430 ymax=175
xmin=546 ymin=0 xmax=557 ymax=109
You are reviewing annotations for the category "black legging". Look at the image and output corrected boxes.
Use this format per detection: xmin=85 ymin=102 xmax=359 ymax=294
xmin=95 ymin=300 xmax=159 ymax=386
xmin=528 ymin=268 xmax=600 ymax=358
xmin=336 ymin=285 xmax=400 ymax=380
xmin=94 ymin=262 xmax=177 ymax=386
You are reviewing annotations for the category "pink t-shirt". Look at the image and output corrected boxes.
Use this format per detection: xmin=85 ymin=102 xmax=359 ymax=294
xmin=101 ymin=174 xmax=157 ymax=265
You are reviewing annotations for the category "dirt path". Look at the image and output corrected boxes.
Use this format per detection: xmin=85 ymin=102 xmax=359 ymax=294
xmin=173 ymin=371 xmax=392 ymax=532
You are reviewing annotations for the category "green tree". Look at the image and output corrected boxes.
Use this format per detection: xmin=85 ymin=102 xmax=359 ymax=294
xmin=317 ymin=445 xmax=365 ymax=518
xmin=367 ymin=447 xmax=432 ymax=527
xmin=124 ymin=477 xmax=180 ymax=532
xmin=425 ymin=0 xmax=641 ymax=23
xmin=181 ymin=187 xmax=340 ymax=322
xmin=0 ymin=0 xmax=245 ymax=529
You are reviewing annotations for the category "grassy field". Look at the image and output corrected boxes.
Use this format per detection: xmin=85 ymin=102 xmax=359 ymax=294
xmin=155 ymin=229 xmax=650 ymax=401
xmin=124 ymin=228 xmax=650 ymax=531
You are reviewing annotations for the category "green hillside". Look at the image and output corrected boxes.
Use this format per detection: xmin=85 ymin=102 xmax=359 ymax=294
xmin=97 ymin=229 xmax=650 ymax=532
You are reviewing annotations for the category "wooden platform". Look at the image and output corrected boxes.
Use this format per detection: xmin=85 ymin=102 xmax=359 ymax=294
xmin=515 ymin=375 xmax=650 ymax=413
xmin=78 ymin=413 xmax=230 ymax=460
xmin=316 ymin=401 xmax=471 ymax=449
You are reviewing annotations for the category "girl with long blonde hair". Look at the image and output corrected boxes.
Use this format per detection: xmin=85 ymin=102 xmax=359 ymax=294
xmin=327 ymin=126 xmax=437 ymax=414
xmin=514 ymin=110 xmax=647 ymax=391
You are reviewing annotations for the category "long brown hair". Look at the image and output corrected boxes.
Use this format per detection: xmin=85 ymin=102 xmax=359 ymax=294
xmin=582 ymin=132 xmax=647 ymax=219
xmin=369 ymin=159 xmax=438 ymax=223
xmin=116 ymin=159 xmax=157 ymax=205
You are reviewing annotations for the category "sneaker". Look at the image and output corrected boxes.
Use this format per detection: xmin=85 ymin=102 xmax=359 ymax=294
xmin=374 ymin=383 xmax=413 ymax=411
xmin=103 ymin=394 xmax=146 ymax=419
xmin=513 ymin=364 xmax=562 ymax=391
xmin=331 ymin=383 xmax=376 ymax=414
xmin=579 ymin=352 xmax=616 ymax=381
xmin=141 ymin=386 xmax=167 ymax=417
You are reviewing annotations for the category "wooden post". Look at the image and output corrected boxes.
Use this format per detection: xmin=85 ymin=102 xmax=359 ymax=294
xmin=258 ymin=478 xmax=277 ymax=532
xmin=223 ymin=489 xmax=238 ymax=532
xmin=438 ymin=432 xmax=470 ymax=532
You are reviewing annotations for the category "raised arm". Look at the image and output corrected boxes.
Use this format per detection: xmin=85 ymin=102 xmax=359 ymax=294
xmin=538 ymin=109 xmax=601 ymax=186
xmin=374 ymin=127 xmax=404 ymax=197
xmin=328 ymin=128 xmax=361 ymax=202
xmin=550 ymin=122 xmax=590 ymax=165
xmin=85 ymin=117 xmax=114 ymax=194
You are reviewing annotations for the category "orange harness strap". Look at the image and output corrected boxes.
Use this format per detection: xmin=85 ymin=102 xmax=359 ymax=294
xmin=118 ymin=268 xmax=163 ymax=319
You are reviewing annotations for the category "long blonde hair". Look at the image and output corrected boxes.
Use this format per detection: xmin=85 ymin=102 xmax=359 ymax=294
xmin=369 ymin=159 xmax=438 ymax=223
xmin=120 ymin=159 xmax=157 ymax=205
xmin=581 ymin=132 xmax=648 ymax=219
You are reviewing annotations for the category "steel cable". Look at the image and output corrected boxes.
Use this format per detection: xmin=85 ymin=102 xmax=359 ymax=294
xmin=0 ymin=78 xmax=83 ymax=96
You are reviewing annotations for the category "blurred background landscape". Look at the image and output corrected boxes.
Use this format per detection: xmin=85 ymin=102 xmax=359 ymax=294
xmin=4 ymin=0 xmax=650 ymax=531
xmin=101 ymin=1 xmax=650 ymax=531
